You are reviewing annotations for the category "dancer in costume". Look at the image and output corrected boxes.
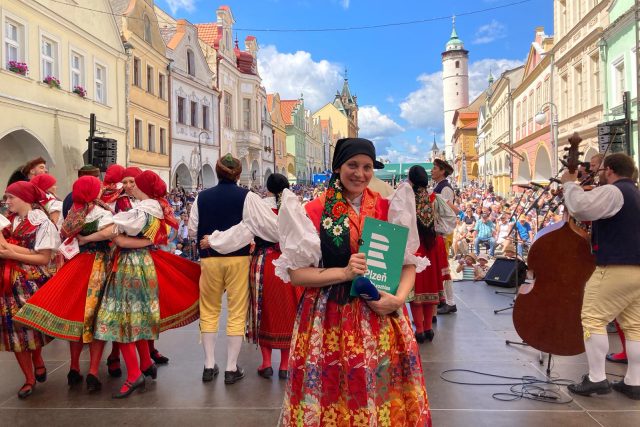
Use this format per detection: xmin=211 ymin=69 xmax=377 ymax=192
xmin=93 ymin=170 xmax=200 ymax=398
xmin=275 ymin=138 xmax=432 ymax=426
xmin=206 ymin=173 xmax=302 ymax=380
xmin=14 ymin=176 xmax=115 ymax=392
xmin=0 ymin=182 xmax=59 ymax=398
xmin=191 ymin=154 xmax=252 ymax=385
xmin=407 ymin=165 xmax=445 ymax=344
xmin=30 ymin=174 xmax=62 ymax=228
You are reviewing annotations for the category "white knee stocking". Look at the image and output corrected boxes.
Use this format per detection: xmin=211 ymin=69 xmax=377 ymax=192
xmin=443 ymin=280 xmax=455 ymax=305
xmin=202 ymin=332 xmax=217 ymax=369
xmin=624 ymin=340 xmax=640 ymax=386
xmin=226 ymin=335 xmax=243 ymax=372
xmin=585 ymin=333 xmax=609 ymax=382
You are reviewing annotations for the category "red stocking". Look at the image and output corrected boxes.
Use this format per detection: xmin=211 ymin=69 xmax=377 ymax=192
xmin=120 ymin=343 xmax=142 ymax=388
xmin=69 ymin=341 xmax=84 ymax=372
xmin=15 ymin=351 xmax=36 ymax=385
xmin=89 ymin=340 xmax=106 ymax=376
xmin=610 ymin=320 xmax=628 ymax=360
xmin=259 ymin=345 xmax=272 ymax=370
xmin=409 ymin=302 xmax=425 ymax=334
xmin=279 ymin=348 xmax=290 ymax=371
xmin=148 ymin=339 xmax=156 ymax=354
xmin=422 ymin=305 xmax=435 ymax=331
xmin=31 ymin=347 xmax=44 ymax=368
xmin=135 ymin=340 xmax=153 ymax=371
xmin=108 ymin=342 xmax=120 ymax=360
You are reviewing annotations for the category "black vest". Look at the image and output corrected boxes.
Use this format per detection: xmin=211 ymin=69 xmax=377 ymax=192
xmin=197 ymin=180 xmax=250 ymax=258
xmin=433 ymin=179 xmax=452 ymax=195
xmin=591 ymin=179 xmax=640 ymax=266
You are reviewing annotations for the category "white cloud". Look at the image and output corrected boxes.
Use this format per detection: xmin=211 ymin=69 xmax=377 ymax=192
xmin=399 ymin=58 xmax=523 ymax=131
xmin=165 ymin=0 xmax=196 ymax=14
xmin=340 ymin=0 xmax=350 ymax=9
xmin=473 ymin=20 xmax=507 ymax=45
xmin=358 ymin=106 xmax=404 ymax=139
xmin=258 ymin=45 xmax=343 ymax=111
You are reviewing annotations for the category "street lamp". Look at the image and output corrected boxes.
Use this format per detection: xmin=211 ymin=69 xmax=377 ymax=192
xmin=198 ymin=131 xmax=209 ymax=189
xmin=534 ymin=101 xmax=559 ymax=175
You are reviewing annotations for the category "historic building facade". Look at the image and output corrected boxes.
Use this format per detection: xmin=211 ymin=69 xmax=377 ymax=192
xmin=0 ymin=0 xmax=126 ymax=193
xmin=512 ymin=28 xmax=555 ymax=188
xmin=281 ymin=97 xmax=306 ymax=183
xmin=157 ymin=10 xmax=219 ymax=191
xmin=260 ymin=89 xmax=275 ymax=184
xmin=452 ymin=98 xmax=481 ymax=186
xmin=312 ymin=74 xmax=359 ymax=145
xmin=267 ymin=93 xmax=288 ymax=177
xmin=111 ymin=0 xmax=171 ymax=184
xmin=442 ymin=20 xmax=470 ymax=164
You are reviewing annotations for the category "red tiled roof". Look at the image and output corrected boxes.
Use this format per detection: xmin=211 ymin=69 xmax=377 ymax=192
xmin=280 ymin=100 xmax=299 ymax=125
xmin=196 ymin=23 xmax=222 ymax=49
xmin=235 ymin=47 xmax=255 ymax=74
xmin=220 ymin=5 xmax=230 ymax=10
xmin=245 ymin=35 xmax=256 ymax=41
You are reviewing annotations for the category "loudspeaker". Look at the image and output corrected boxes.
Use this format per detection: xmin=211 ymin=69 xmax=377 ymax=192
xmin=484 ymin=258 xmax=527 ymax=288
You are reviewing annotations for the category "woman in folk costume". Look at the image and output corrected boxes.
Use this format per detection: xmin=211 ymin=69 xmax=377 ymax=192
xmin=407 ymin=165 xmax=445 ymax=344
xmin=30 ymin=173 xmax=62 ymax=228
xmin=100 ymin=164 xmax=126 ymax=210
xmin=206 ymin=173 xmax=303 ymax=380
xmin=14 ymin=176 xmax=115 ymax=392
xmin=0 ymin=182 xmax=59 ymax=398
xmin=93 ymin=170 xmax=200 ymax=398
xmin=274 ymin=138 xmax=432 ymax=426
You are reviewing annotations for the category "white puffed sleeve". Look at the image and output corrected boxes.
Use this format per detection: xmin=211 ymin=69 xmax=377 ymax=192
xmin=208 ymin=192 xmax=279 ymax=253
xmin=272 ymin=189 xmax=321 ymax=283
xmin=387 ymin=183 xmax=430 ymax=273
xmin=86 ymin=206 xmax=115 ymax=230
xmin=113 ymin=209 xmax=148 ymax=236
xmin=27 ymin=210 xmax=61 ymax=252
xmin=0 ymin=214 xmax=9 ymax=231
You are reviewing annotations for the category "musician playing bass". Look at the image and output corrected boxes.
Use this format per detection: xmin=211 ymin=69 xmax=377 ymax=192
xmin=561 ymin=153 xmax=640 ymax=400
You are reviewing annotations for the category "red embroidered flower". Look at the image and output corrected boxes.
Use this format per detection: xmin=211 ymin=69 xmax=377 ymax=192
xmin=429 ymin=193 xmax=436 ymax=203
xmin=326 ymin=188 xmax=335 ymax=199
xmin=332 ymin=202 xmax=348 ymax=218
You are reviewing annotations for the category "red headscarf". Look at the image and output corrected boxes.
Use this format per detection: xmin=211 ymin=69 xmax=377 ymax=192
xmin=61 ymin=176 xmax=105 ymax=242
xmin=123 ymin=167 xmax=143 ymax=179
xmin=134 ymin=171 xmax=178 ymax=245
xmin=104 ymin=165 xmax=125 ymax=184
xmin=5 ymin=181 xmax=47 ymax=205
xmin=30 ymin=174 xmax=56 ymax=193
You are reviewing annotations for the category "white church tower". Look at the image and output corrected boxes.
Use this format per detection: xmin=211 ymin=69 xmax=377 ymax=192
xmin=442 ymin=17 xmax=469 ymax=162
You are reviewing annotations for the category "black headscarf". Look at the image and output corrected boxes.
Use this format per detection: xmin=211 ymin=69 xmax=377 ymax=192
xmin=266 ymin=173 xmax=289 ymax=209
xmin=332 ymin=138 xmax=385 ymax=171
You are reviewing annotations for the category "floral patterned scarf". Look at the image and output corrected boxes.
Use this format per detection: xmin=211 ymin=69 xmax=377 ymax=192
xmin=414 ymin=186 xmax=437 ymax=250
xmin=319 ymin=173 xmax=352 ymax=304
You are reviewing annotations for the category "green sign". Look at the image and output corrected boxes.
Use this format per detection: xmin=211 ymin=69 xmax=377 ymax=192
xmin=350 ymin=217 xmax=409 ymax=297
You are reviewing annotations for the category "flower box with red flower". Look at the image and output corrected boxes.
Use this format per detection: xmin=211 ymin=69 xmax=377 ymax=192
xmin=43 ymin=76 xmax=60 ymax=89
xmin=8 ymin=61 xmax=28 ymax=76
xmin=72 ymin=85 xmax=87 ymax=98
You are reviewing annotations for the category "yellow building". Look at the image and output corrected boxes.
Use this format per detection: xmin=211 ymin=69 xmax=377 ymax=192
xmin=0 ymin=0 xmax=127 ymax=194
xmin=312 ymin=75 xmax=358 ymax=140
xmin=451 ymin=111 xmax=479 ymax=186
xmin=111 ymin=0 xmax=170 ymax=184
xmin=268 ymin=93 xmax=288 ymax=177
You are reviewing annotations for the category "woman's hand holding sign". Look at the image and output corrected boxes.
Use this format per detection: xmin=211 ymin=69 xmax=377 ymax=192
xmin=344 ymin=252 xmax=367 ymax=281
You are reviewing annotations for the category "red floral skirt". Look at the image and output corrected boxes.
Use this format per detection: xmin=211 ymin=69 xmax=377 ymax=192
xmin=413 ymin=241 xmax=445 ymax=305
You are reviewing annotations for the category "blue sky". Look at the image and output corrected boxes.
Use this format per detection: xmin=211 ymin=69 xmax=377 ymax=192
xmin=156 ymin=0 xmax=553 ymax=162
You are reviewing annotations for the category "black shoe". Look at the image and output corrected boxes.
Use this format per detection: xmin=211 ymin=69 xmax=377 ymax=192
xmin=437 ymin=304 xmax=457 ymax=315
xmin=224 ymin=366 xmax=245 ymax=384
xmin=415 ymin=332 xmax=426 ymax=344
xmin=107 ymin=356 xmax=122 ymax=378
xmin=86 ymin=374 xmax=102 ymax=392
xmin=143 ymin=363 xmax=157 ymax=380
xmin=17 ymin=383 xmax=35 ymax=399
xmin=202 ymin=365 xmax=219 ymax=382
xmin=432 ymin=315 xmax=437 ymax=324
xmin=437 ymin=301 xmax=445 ymax=309
xmin=612 ymin=380 xmax=640 ymax=400
xmin=34 ymin=366 xmax=47 ymax=383
xmin=67 ymin=369 xmax=83 ymax=386
xmin=150 ymin=349 xmax=169 ymax=365
xmin=567 ymin=374 xmax=611 ymax=396
xmin=278 ymin=370 xmax=288 ymax=380
xmin=257 ymin=366 xmax=273 ymax=379
xmin=112 ymin=374 xmax=145 ymax=399
xmin=424 ymin=329 xmax=435 ymax=342
xmin=606 ymin=353 xmax=628 ymax=364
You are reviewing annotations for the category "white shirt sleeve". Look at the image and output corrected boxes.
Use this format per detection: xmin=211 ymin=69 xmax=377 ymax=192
xmin=187 ymin=195 xmax=199 ymax=239
xmin=26 ymin=210 xmax=60 ymax=252
xmin=440 ymin=186 xmax=455 ymax=203
xmin=563 ymin=182 xmax=624 ymax=222
xmin=272 ymin=189 xmax=321 ymax=283
xmin=113 ymin=209 xmax=148 ymax=236
xmin=0 ymin=214 xmax=9 ymax=231
xmin=387 ymin=183 xmax=430 ymax=273
xmin=207 ymin=192 xmax=279 ymax=254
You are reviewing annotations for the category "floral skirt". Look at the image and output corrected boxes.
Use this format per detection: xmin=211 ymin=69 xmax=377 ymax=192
xmin=413 ymin=241 xmax=445 ymax=305
xmin=248 ymin=246 xmax=303 ymax=349
xmin=93 ymin=248 xmax=200 ymax=343
xmin=14 ymin=251 xmax=108 ymax=343
xmin=279 ymin=288 xmax=431 ymax=427
xmin=0 ymin=261 xmax=52 ymax=352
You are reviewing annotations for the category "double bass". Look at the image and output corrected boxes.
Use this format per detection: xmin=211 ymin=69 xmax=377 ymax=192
xmin=512 ymin=133 xmax=596 ymax=356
